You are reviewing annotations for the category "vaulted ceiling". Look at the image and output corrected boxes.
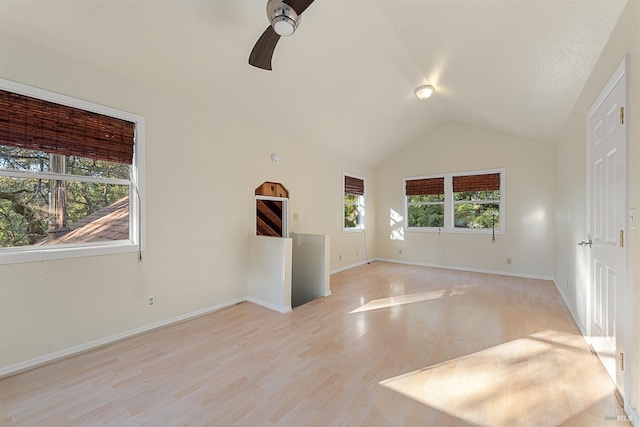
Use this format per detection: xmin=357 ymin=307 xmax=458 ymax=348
xmin=0 ymin=0 xmax=627 ymax=165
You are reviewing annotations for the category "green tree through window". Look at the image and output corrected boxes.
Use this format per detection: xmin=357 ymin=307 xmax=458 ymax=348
xmin=0 ymin=146 xmax=130 ymax=247
xmin=453 ymin=190 xmax=500 ymax=229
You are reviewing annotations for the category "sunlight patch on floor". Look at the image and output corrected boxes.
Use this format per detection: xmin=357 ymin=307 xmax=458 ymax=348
xmin=379 ymin=330 xmax=618 ymax=426
xmin=350 ymin=290 xmax=446 ymax=314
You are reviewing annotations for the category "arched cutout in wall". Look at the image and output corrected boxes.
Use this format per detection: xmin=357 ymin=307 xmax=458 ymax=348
xmin=255 ymin=182 xmax=289 ymax=237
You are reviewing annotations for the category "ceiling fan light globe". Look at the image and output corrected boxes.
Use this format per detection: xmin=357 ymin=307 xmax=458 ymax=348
xmin=415 ymin=85 xmax=435 ymax=100
xmin=272 ymin=16 xmax=297 ymax=36
xmin=267 ymin=0 xmax=300 ymax=36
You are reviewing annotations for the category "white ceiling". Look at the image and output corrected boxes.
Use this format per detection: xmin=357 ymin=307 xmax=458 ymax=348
xmin=0 ymin=0 xmax=627 ymax=165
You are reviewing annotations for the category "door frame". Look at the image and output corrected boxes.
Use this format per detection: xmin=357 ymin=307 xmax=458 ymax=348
xmin=585 ymin=55 xmax=629 ymax=400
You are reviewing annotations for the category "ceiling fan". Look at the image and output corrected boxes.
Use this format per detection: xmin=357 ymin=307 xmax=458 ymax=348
xmin=249 ymin=0 xmax=315 ymax=70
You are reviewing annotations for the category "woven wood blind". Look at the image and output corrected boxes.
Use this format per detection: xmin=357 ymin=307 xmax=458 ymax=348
xmin=405 ymin=177 xmax=444 ymax=196
xmin=0 ymin=89 xmax=135 ymax=164
xmin=345 ymin=176 xmax=364 ymax=195
xmin=453 ymin=173 xmax=500 ymax=192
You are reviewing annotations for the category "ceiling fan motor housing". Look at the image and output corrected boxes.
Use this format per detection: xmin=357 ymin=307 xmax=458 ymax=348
xmin=267 ymin=0 xmax=300 ymax=36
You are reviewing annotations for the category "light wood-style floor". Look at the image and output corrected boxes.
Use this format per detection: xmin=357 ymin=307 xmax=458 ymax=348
xmin=0 ymin=262 xmax=629 ymax=426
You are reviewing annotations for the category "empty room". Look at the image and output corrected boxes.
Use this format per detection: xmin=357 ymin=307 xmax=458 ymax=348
xmin=0 ymin=0 xmax=639 ymax=426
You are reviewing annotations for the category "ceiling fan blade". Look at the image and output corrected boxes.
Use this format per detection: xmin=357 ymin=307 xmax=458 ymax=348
xmin=249 ymin=26 xmax=281 ymax=70
xmin=248 ymin=0 xmax=314 ymax=70
xmin=284 ymin=0 xmax=315 ymax=15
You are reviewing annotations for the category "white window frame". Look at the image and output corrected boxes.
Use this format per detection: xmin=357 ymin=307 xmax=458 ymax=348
xmin=404 ymin=174 xmax=446 ymax=231
xmin=0 ymin=78 xmax=146 ymax=265
xmin=404 ymin=168 xmax=505 ymax=235
xmin=343 ymin=172 xmax=365 ymax=233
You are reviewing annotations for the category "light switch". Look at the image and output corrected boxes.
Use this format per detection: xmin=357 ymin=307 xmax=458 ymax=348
xmin=630 ymin=208 xmax=636 ymax=229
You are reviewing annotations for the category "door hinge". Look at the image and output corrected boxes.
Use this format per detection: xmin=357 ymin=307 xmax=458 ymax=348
xmin=620 ymin=106 xmax=625 ymax=124
xmin=620 ymin=230 xmax=624 ymax=247
xmin=621 ymin=352 xmax=624 ymax=371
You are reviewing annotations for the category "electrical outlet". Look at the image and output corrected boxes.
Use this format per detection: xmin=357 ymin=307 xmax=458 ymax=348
xmin=399 ymin=248 xmax=403 ymax=254
xmin=339 ymin=254 xmax=342 ymax=261
xmin=293 ymin=212 xmax=299 ymax=220
xmin=148 ymin=296 xmax=155 ymax=307
xmin=356 ymin=251 xmax=359 ymax=257
xmin=507 ymin=258 xmax=512 ymax=265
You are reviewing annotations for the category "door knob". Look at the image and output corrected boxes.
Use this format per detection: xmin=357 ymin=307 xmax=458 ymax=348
xmin=577 ymin=239 xmax=592 ymax=247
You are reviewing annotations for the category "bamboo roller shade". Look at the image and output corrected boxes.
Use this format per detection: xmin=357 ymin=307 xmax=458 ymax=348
xmin=407 ymin=173 xmax=500 ymax=195
xmin=405 ymin=177 xmax=444 ymax=196
xmin=0 ymin=89 xmax=135 ymax=164
xmin=344 ymin=176 xmax=364 ymax=195
xmin=453 ymin=173 xmax=500 ymax=192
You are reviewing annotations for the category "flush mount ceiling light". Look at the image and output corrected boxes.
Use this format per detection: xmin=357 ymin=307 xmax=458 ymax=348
xmin=267 ymin=0 xmax=300 ymax=36
xmin=415 ymin=85 xmax=435 ymax=100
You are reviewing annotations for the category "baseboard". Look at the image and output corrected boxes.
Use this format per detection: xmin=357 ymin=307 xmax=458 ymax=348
xmin=626 ymin=404 xmax=639 ymax=427
xmin=246 ymin=297 xmax=292 ymax=314
xmin=552 ymin=279 xmax=587 ymax=336
xmin=0 ymin=297 xmax=246 ymax=380
xmin=375 ymin=258 xmax=554 ymax=281
xmin=330 ymin=259 xmax=375 ymax=275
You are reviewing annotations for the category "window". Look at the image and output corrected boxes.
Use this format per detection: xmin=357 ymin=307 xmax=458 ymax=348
xmin=453 ymin=173 xmax=501 ymax=229
xmin=0 ymin=80 xmax=145 ymax=264
xmin=406 ymin=177 xmax=444 ymax=228
xmin=343 ymin=173 xmax=365 ymax=231
xmin=405 ymin=169 xmax=504 ymax=233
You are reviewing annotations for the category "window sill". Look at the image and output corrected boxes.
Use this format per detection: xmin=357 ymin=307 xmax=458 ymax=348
xmin=343 ymin=227 xmax=365 ymax=234
xmin=406 ymin=227 xmax=505 ymax=235
xmin=0 ymin=242 xmax=141 ymax=265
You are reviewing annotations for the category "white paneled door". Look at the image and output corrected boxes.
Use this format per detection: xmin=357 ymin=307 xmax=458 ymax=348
xmin=586 ymin=58 xmax=627 ymax=395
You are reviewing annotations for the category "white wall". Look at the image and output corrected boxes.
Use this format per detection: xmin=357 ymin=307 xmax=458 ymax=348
xmin=375 ymin=123 xmax=555 ymax=279
xmin=554 ymin=0 xmax=640 ymax=418
xmin=0 ymin=32 xmax=375 ymax=372
xmin=247 ymin=236 xmax=293 ymax=313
